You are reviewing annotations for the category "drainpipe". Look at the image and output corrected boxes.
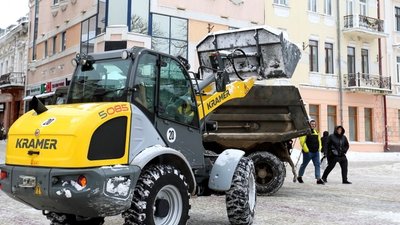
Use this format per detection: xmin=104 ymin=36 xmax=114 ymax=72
xmin=377 ymin=0 xmax=389 ymax=151
xmin=336 ymin=0 xmax=343 ymax=124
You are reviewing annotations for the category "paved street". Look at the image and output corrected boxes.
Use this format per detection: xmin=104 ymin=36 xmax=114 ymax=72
xmin=1 ymin=141 xmax=399 ymax=225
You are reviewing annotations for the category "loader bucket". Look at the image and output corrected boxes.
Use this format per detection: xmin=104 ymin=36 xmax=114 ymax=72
xmin=196 ymin=26 xmax=301 ymax=80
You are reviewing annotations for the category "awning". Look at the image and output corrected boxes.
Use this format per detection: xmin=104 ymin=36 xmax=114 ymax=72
xmin=23 ymin=92 xmax=55 ymax=101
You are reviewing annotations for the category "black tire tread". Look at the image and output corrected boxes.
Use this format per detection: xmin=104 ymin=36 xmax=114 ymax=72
xmin=122 ymin=164 xmax=190 ymax=225
xmin=248 ymin=151 xmax=285 ymax=196
xmin=226 ymin=157 xmax=256 ymax=225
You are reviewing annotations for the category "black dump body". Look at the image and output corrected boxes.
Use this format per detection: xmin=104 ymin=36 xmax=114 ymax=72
xmin=203 ymin=84 xmax=309 ymax=153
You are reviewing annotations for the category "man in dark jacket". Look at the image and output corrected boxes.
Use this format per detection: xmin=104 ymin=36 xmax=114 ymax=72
xmin=297 ymin=120 xmax=325 ymax=184
xmin=320 ymin=131 xmax=329 ymax=162
xmin=321 ymin=125 xmax=352 ymax=184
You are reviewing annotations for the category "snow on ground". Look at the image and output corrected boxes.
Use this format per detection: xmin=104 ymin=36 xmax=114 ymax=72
xmin=1 ymin=141 xmax=400 ymax=225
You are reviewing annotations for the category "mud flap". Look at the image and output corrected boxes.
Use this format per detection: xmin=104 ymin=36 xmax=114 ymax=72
xmin=208 ymin=149 xmax=245 ymax=191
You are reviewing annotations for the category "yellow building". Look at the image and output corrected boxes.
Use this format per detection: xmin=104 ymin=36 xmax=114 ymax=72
xmin=266 ymin=0 xmax=391 ymax=152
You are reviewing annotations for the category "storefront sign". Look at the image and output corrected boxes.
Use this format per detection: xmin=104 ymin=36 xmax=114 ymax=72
xmin=51 ymin=79 xmax=66 ymax=89
xmin=27 ymin=85 xmax=42 ymax=96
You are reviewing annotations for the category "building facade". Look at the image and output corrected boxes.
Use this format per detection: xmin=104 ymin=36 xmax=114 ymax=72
xmin=265 ymin=0 xmax=391 ymax=152
xmin=0 ymin=17 xmax=29 ymax=132
xmin=26 ymin=0 xmax=264 ymax=105
xmin=384 ymin=0 xmax=400 ymax=151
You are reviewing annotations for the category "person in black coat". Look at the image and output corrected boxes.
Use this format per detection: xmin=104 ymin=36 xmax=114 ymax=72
xmin=320 ymin=131 xmax=329 ymax=163
xmin=321 ymin=126 xmax=352 ymax=184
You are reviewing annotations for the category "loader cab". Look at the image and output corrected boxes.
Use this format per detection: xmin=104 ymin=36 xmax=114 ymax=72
xmin=68 ymin=48 xmax=204 ymax=168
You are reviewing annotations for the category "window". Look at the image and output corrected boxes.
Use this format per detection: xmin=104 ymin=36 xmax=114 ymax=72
xmin=133 ymin=53 xmax=157 ymax=113
xmin=158 ymin=56 xmax=198 ymax=127
xmin=398 ymin=110 xmax=400 ymax=138
xmin=327 ymin=105 xmax=337 ymax=133
xmin=108 ymin=0 xmax=128 ymax=26
xmin=347 ymin=47 xmax=355 ymax=74
xmin=309 ymin=40 xmax=318 ymax=72
xmin=309 ymin=104 xmax=320 ymax=130
xmin=53 ymin=0 xmax=59 ymax=5
xmin=68 ymin=59 xmax=129 ymax=103
xmin=396 ymin=7 xmax=400 ymax=32
xmin=81 ymin=16 xmax=97 ymax=54
xmin=131 ymin=0 xmax=149 ymax=34
xmin=396 ymin=56 xmax=400 ymax=83
xmin=361 ymin=49 xmax=369 ymax=74
xmin=61 ymin=31 xmax=67 ymax=51
xmin=346 ymin=0 xmax=354 ymax=15
xmin=52 ymin=35 xmax=57 ymax=55
xmin=324 ymin=0 xmax=332 ymax=15
xmin=349 ymin=106 xmax=358 ymax=141
xmin=308 ymin=0 xmax=317 ymax=12
xmin=359 ymin=0 xmax=367 ymax=16
xmin=32 ymin=0 xmax=39 ymax=61
xmin=97 ymin=0 xmax=106 ymax=34
xmin=274 ymin=0 xmax=288 ymax=6
xmin=364 ymin=108 xmax=372 ymax=141
xmin=44 ymin=40 xmax=48 ymax=58
xmin=151 ymin=14 xmax=188 ymax=58
xmin=325 ymin=43 xmax=334 ymax=74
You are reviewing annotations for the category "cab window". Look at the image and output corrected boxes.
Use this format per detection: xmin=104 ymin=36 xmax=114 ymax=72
xmin=158 ymin=56 xmax=198 ymax=127
xmin=133 ymin=53 xmax=157 ymax=113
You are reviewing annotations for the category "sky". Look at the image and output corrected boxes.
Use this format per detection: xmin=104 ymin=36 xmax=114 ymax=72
xmin=0 ymin=0 xmax=29 ymax=29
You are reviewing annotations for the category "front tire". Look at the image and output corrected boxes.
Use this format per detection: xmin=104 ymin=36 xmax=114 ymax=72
xmin=226 ymin=157 xmax=256 ymax=225
xmin=248 ymin=151 xmax=285 ymax=195
xmin=122 ymin=164 xmax=190 ymax=225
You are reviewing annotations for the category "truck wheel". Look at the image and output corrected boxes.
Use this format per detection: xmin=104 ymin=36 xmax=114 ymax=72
xmin=46 ymin=212 xmax=104 ymax=225
xmin=226 ymin=157 xmax=256 ymax=225
xmin=248 ymin=151 xmax=285 ymax=195
xmin=122 ymin=165 xmax=190 ymax=225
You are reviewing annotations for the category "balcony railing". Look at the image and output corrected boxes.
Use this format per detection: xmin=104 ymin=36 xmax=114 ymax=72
xmin=0 ymin=72 xmax=25 ymax=87
xmin=344 ymin=73 xmax=391 ymax=94
xmin=344 ymin=15 xmax=384 ymax=32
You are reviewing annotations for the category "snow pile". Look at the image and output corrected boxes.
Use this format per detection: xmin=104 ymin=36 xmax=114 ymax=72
xmin=106 ymin=176 xmax=131 ymax=197
xmin=56 ymin=189 xmax=72 ymax=198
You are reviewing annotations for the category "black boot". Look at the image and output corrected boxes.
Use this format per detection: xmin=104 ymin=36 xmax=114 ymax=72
xmin=316 ymin=179 xmax=325 ymax=185
xmin=343 ymin=180 xmax=352 ymax=184
xmin=297 ymin=176 xmax=304 ymax=183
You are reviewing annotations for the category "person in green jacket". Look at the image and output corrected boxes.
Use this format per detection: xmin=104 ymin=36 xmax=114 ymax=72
xmin=297 ymin=120 xmax=325 ymax=184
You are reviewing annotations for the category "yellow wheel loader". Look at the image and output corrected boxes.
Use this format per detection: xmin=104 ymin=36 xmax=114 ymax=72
xmin=0 ymin=26 xmax=307 ymax=225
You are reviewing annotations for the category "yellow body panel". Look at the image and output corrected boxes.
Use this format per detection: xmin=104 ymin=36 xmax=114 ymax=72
xmin=197 ymin=77 xmax=255 ymax=119
xmin=6 ymin=103 xmax=131 ymax=168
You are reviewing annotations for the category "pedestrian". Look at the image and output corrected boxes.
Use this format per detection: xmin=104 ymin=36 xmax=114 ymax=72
xmin=321 ymin=125 xmax=352 ymax=184
xmin=297 ymin=120 xmax=325 ymax=184
xmin=320 ymin=131 xmax=329 ymax=170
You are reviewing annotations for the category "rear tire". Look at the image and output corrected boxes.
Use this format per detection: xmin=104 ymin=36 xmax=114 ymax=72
xmin=248 ymin=151 xmax=285 ymax=196
xmin=122 ymin=164 xmax=190 ymax=225
xmin=226 ymin=157 xmax=256 ymax=225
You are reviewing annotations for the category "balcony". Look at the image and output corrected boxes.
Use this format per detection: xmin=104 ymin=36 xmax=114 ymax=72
xmin=343 ymin=15 xmax=387 ymax=40
xmin=343 ymin=73 xmax=391 ymax=94
xmin=0 ymin=72 xmax=25 ymax=88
